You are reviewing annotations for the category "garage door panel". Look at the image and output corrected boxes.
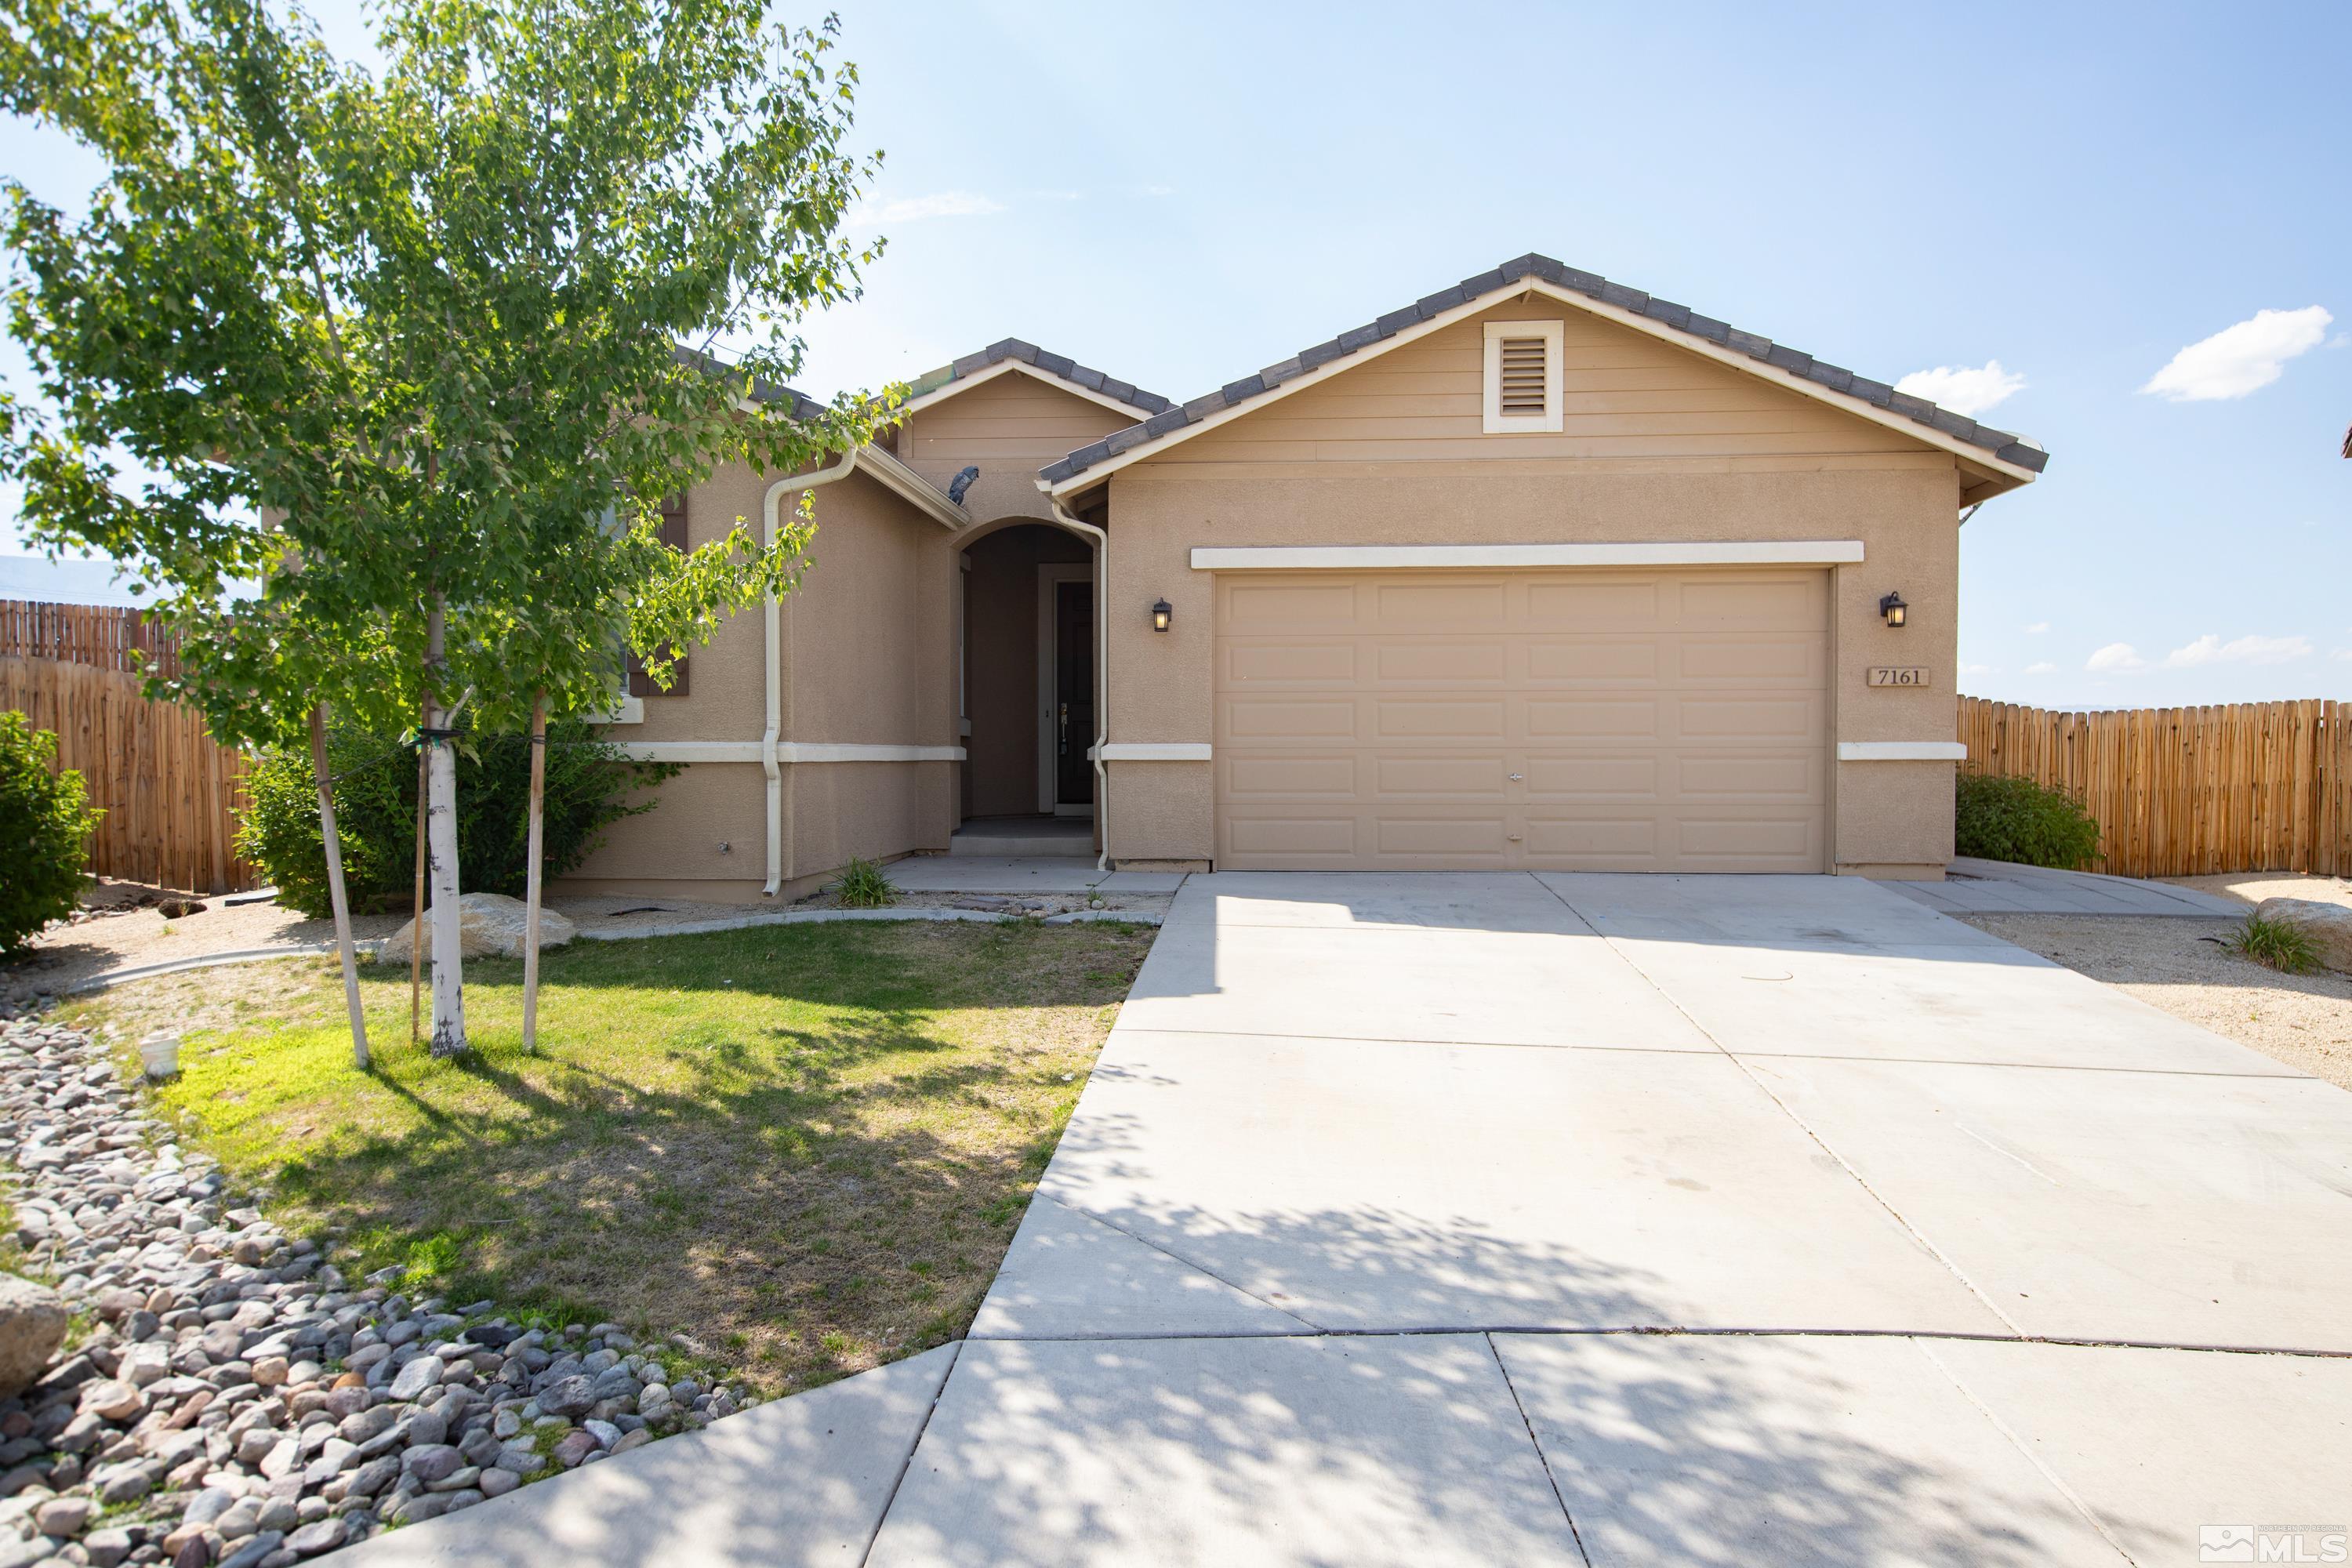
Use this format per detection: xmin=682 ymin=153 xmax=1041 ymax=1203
xmin=1525 ymin=641 xmax=1661 ymax=683
xmin=1376 ymin=699 xmax=1507 ymax=739
xmin=1223 ymin=755 xmax=1359 ymax=799
xmin=1376 ymin=816 xmax=1512 ymax=858
xmin=1678 ymin=815 xmax=1818 ymax=862
xmin=1374 ymin=755 xmax=1508 ymax=797
xmin=1223 ymin=581 xmax=1359 ymax=628
xmin=1523 ymin=755 xmax=1662 ymax=800
xmin=1526 ymin=699 xmax=1661 ymax=739
xmin=1372 ymin=580 xmax=1508 ymax=624
xmin=1226 ymin=641 xmax=1358 ymax=684
xmin=1678 ymin=753 xmax=1819 ymax=799
xmin=1678 ymin=637 xmax=1821 ymax=682
xmin=1521 ymin=816 xmax=1660 ymax=864
xmin=1525 ymin=580 xmax=1661 ymax=627
xmin=1374 ymin=640 xmax=1507 ymax=684
xmin=1675 ymin=575 xmax=1825 ymax=627
xmin=1674 ymin=696 xmax=1822 ymax=742
xmin=1214 ymin=568 xmax=1828 ymax=873
xmin=1222 ymin=697 xmax=1360 ymax=741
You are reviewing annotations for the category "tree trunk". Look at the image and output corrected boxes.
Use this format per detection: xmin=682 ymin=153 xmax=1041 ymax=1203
xmin=424 ymin=597 xmax=468 ymax=1056
xmin=521 ymin=692 xmax=548 ymax=1051
xmin=309 ymin=703 xmax=370 ymax=1071
xmin=410 ymin=741 xmax=427 ymax=1044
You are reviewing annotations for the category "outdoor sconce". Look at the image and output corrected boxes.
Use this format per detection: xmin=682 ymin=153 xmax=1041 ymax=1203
xmin=1879 ymin=591 xmax=1908 ymax=628
xmin=1152 ymin=598 xmax=1172 ymax=633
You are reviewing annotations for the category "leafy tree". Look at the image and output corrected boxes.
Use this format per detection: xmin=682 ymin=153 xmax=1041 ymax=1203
xmin=2 ymin=0 xmax=895 ymax=1054
xmin=0 ymin=712 xmax=104 ymax=953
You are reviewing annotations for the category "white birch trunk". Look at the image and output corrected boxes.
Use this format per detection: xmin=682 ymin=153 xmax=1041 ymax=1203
xmin=425 ymin=599 xmax=468 ymax=1056
xmin=521 ymin=693 xmax=548 ymax=1051
xmin=309 ymin=704 xmax=370 ymax=1070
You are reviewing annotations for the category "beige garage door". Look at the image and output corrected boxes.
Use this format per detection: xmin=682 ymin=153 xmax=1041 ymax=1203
xmin=1213 ymin=568 xmax=1830 ymax=872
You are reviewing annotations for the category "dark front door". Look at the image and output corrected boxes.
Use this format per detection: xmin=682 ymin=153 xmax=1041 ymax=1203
xmin=1054 ymin=579 xmax=1094 ymax=806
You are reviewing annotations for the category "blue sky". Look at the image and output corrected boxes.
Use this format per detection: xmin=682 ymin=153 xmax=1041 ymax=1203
xmin=5 ymin=0 xmax=2347 ymax=709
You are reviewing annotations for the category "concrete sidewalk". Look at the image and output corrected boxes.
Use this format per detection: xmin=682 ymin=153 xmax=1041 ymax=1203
xmin=1889 ymin=855 xmax=2244 ymax=915
xmin=879 ymin=872 xmax=2352 ymax=1566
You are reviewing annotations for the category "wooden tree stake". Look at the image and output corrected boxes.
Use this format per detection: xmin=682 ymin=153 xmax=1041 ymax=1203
xmin=411 ymin=740 xmax=427 ymax=1043
xmin=522 ymin=692 xmax=549 ymax=1051
xmin=309 ymin=703 xmax=370 ymax=1070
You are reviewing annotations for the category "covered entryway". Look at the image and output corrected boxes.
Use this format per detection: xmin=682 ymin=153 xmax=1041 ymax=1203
xmin=1211 ymin=567 xmax=1830 ymax=871
xmin=958 ymin=521 xmax=1097 ymax=846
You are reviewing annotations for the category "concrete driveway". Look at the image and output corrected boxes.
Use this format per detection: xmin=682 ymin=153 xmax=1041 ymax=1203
xmin=870 ymin=873 xmax=2352 ymax=1567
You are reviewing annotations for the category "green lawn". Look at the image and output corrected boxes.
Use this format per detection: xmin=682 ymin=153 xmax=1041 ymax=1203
xmin=61 ymin=919 xmax=1153 ymax=1393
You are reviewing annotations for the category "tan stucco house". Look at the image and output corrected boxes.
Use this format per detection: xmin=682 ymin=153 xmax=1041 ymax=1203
xmin=565 ymin=253 xmax=2045 ymax=900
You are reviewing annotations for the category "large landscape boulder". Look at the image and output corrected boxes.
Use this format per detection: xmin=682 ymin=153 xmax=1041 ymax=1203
xmin=376 ymin=892 xmax=577 ymax=964
xmin=0 ymin=1271 xmax=70 ymax=1396
xmin=2252 ymin=897 xmax=2352 ymax=974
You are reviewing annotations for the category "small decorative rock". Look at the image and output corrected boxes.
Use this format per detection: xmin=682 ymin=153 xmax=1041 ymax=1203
xmin=2253 ymin=896 xmax=2352 ymax=973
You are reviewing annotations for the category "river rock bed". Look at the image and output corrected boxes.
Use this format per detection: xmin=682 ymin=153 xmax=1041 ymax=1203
xmin=1 ymin=1016 xmax=752 ymax=1566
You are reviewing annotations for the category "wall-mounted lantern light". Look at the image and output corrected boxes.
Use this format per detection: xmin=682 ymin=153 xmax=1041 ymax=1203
xmin=1878 ymin=590 xmax=1908 ymax=628
xmin=1152 ymin=598 xmax=1172 ymax=633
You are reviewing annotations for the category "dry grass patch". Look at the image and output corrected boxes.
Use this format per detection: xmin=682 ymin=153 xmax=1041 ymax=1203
xmin=60 ymin=919 xmax=1153 ymax=1394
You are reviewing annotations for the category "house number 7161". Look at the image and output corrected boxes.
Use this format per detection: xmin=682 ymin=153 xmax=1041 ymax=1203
xmin=1867 ymin=667 xmax=1929 ymax=688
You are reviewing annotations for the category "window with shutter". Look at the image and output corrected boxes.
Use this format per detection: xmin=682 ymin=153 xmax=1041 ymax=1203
xmin=1482 ymin=319 xmax=1565 ymax=434
xmin=626 ymin=494 xmax=691 ymax=696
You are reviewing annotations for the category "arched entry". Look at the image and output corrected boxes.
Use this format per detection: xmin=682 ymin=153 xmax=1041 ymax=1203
xmin=957 ymin=520 xmax=1098 ymax=844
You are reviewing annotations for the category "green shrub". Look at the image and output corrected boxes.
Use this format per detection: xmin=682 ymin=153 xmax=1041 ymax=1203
xmin=236 ymin=721 xmax=678 ymax=917
xmin=1953 ymin=772 xmax=2102 ymax=869
xmin=0 ymin=712 xmax=104 ymax=953
xmin=832 ymin=856 xmax=895 ymax=909
xmin=2222 ymin=913 xmax=2321 ymax=975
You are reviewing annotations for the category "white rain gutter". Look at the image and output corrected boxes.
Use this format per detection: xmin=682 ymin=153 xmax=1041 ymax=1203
xmin=1047 ymin=499 xmax=1110 ymax=873
xmin=761 ymin=450 xmax=857 ymax=895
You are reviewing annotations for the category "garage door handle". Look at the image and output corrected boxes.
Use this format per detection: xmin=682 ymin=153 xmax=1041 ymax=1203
xmin=1508 ymin=773 xmax=1523 ymax=782
xmin=1508 ymin=833 xmax=1523 ymax=842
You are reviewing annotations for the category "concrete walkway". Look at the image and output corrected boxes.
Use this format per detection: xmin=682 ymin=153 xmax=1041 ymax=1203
xmin=1890 ymin=855 xmax=2245 ymax=915
xmin=351 ymin=872 xmax=2352 ymax=1566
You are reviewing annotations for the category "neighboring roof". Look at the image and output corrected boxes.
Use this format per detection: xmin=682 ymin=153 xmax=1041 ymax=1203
xmin=1040 ymin=254 xmax=2049 ymax=491
xmin=901 ymin=339 xmax=1174 ymax=419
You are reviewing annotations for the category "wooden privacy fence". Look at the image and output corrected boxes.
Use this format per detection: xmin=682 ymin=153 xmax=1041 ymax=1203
xmin=0 ymin=597 xmax=181 ymax=678
xmin=1958 ymin=696 xmax=2352 ymax=879
xmin=2 ymin=655 xmax=262 ymax=893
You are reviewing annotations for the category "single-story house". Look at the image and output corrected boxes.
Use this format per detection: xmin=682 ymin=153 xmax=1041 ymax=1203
xmin=563 ymin=252 xmax=2045 ymax=900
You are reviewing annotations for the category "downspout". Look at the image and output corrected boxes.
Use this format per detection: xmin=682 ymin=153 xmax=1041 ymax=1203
xmin=761 ymin=449 xmax=858 ymax=895
xmin=1048 ymin=498 xmax=1110 ymax=874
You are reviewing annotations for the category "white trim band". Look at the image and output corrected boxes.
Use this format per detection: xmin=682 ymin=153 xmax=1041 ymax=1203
xmin=1189 ymin=540 xmax=1865 ymax=572
xmin=1837 ymin=742 xmax=1967 ymax=761
xmin=612 ymin=742 xmax=966 ymax=764
xmin=1096 ymin=742 xmax=1211 ymax=762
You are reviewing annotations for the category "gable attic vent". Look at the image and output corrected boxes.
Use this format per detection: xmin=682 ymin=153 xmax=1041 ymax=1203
xmin=1483 ymin=319 xmax=1565 ymax=434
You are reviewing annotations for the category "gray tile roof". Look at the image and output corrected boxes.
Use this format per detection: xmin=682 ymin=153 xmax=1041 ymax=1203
xmin=673 ymin=343 xmax=830 ymax=422
xmin=906 ymin=339 xmax=1174 ymax=416
xmin=1040 ymin=254 xmax=2049 ymax=486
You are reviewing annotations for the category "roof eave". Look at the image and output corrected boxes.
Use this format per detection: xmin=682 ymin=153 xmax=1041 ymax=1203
xmin=1041 ymin=264 xmax=2047 ymax=495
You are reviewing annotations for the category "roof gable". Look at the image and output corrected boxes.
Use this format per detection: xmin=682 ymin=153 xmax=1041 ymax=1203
xmin=902 ymin=339 xmax=1172 ymax=420
xmin=1040 ymin=255 xmax=2048 ymax=492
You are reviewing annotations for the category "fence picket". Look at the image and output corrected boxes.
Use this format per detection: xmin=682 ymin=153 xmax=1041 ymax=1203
xmin=1959 ymin=694 xmax=2352 ymax=879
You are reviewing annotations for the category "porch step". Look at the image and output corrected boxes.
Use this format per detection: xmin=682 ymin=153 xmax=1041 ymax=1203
xmin=950 ymin=818 xmax=1094 ymax=858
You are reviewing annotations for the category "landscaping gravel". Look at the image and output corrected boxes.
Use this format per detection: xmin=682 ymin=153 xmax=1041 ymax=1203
xmin=0 ymin=1011 xmax=754 ymax=1565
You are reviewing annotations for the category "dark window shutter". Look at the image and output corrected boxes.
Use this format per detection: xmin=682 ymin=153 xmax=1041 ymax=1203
xmin=626 ymin=495 xmax=691 ymax=695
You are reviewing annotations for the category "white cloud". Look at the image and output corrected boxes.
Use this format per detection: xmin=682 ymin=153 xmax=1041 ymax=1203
xmin=2140 ymin=306 xmax=2333 ymax=401
xmin=1894 ymin=359 xmax=2027 ymax=417
xmin=2086 ymin=642 xmax=2147 ymax=673
xmin=2161 ymin=633 xmax=2313 ymax=668
xmin=2025 ymin=662 xmax=2058 ymax=675
xmin=2332 ymin=648 xmax=2352 ymax=663
xmin=2023 ymin=621 xmax=2049 ymax=635
xmin=1958 ymin=661 xmax=1998 ymax=676
xmin=846 ymin=191 xmax=1006 ymax=226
